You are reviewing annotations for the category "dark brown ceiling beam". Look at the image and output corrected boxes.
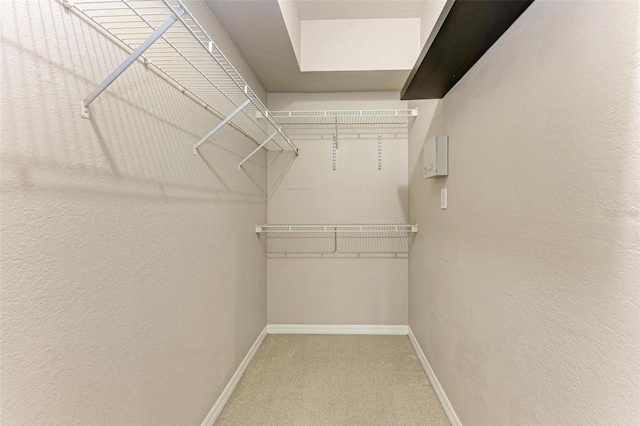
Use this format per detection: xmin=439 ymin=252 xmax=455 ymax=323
xmin=401 ymin=0 xmax=534 ymax=100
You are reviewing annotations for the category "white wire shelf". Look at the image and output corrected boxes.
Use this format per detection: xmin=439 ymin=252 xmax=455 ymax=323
xmin=256 ymin=223 xmax=418 ymax=233
xmin=256 ymin=223 xmax=418 ymax=255
xmin=260 ymin=109 xmax=418 ymax=137
xmin=71 ymin=0 xmax=298 ymax=158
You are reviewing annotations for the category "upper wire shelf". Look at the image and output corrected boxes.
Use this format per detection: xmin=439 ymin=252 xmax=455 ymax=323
xmin=71 ymin=0 xmax=298 ymax=157
xmin=261 ymin=109 xmax=418 ymax=137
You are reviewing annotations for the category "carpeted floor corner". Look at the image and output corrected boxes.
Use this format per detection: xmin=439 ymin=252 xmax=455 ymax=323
xmin=215 ymin=334 xmax=450 ymax=425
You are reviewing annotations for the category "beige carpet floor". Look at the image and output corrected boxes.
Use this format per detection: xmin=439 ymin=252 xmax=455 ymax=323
xmin=215 ymin=334 xmax=450 ymax=426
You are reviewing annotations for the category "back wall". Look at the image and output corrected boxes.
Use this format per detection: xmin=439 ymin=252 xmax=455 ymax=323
xmin=266 ymin=92 xmax=410 ymax=325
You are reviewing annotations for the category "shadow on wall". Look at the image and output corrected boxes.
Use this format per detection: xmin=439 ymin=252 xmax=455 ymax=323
xmin=1 ymin=0 xmax=271 ymax=205
xmin=407 ymin=100 xmax=445 ymax=238
xmin=267 ymin=149 xmax=298 ymax=201
xmin=397 ymin=184 xmax=409 ymax=220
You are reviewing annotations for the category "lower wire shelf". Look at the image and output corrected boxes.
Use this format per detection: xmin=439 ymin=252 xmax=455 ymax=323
xmin=255 ymin=223 xmax=418 ymax=257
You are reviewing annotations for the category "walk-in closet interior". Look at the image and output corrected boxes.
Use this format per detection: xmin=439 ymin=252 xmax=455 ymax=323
xmin=1 ymin=0 xmax=639 ymax=425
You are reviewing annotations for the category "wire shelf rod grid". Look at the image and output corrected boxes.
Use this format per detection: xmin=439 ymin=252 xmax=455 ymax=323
xmin=256 ymin=223 xmax=418 ymax=233
xmin=256 ymin=223 xmax=418 ymax=254
xmin=264 ymin=110 xmax=417 ymax=137
xmin=72 ymin=0 xmax=298 ymax=152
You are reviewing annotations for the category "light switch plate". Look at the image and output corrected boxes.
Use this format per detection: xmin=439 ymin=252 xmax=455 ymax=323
xmin=441 ymin=188 xmax=447 ymax=209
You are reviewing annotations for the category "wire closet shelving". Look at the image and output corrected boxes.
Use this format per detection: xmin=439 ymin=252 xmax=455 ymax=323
xmin=70 ymin=0 xmax=298 ymax=164
xmin=256 ymin=223 xmax=418 ymax=256
xmin=260 ymin=109 xmax=418 ymax=170
xmin=262 ymin=109 xmax=418 ymax=138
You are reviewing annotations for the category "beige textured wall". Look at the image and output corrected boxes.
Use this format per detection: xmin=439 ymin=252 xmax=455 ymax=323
xmin=266 ymin=92 xmax=409 ymax=325
xmin=408 ymin=2 xmax=640 ymax=425
xmin=1 ymin=1 xmax=268 ymax=424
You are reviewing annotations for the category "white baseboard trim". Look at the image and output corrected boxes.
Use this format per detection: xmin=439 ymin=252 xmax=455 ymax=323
xmin=408 ymin=327 xmax=462 ymax=426
xmin=200 ymin=325 xmax=458 ymax=425
xmin=201 ymin=326 xmax=268 ymax=426
xmin=266 ymin=324 xmax=409 ymax=335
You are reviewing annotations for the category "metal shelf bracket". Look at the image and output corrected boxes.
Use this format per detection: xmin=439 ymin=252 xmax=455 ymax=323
xmin=332 ymin=135 xmax=337 ymax=171
xmin=378 ymin=134 xmax=382 ymax=170
xmin=80 ymin=6 xmax=185 ymax=119
xmin=193 ymin=98 xmax=251 ymax=155
xmin=73 ymin=0 xmax=298 ymax=158
xmin=238 ymin=127 xmax=280 ymax=168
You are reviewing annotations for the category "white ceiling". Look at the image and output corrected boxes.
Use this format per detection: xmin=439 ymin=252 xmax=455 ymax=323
xmin=297 ymin=0 xmax=427 ymax=20
xmin=205 ymin=0 xmax=426 ymax=93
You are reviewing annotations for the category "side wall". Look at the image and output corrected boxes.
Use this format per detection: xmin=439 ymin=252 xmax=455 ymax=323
xmin=408 ymin=2 xmax=640 ymax=425
xmin=266 ymin=92 xmax=409 ymax=325
xmin=1 ymin=1 xmax=267 ymax=424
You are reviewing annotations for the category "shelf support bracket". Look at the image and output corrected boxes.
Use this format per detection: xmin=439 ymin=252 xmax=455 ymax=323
xmin=80 ymin=7 xmax=185 ymax=119
xmin=193 ymin=98 xmax=252 ymax=155
xmin=332 ymin=135 xmax=337 ymax=171
xmin=378 ymin=134 xmax=382 ymax=170
xmin=334 ymin=114 xmax=339 ymax=151
xmin=238 ymin=128 xmax=279 ymax=168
